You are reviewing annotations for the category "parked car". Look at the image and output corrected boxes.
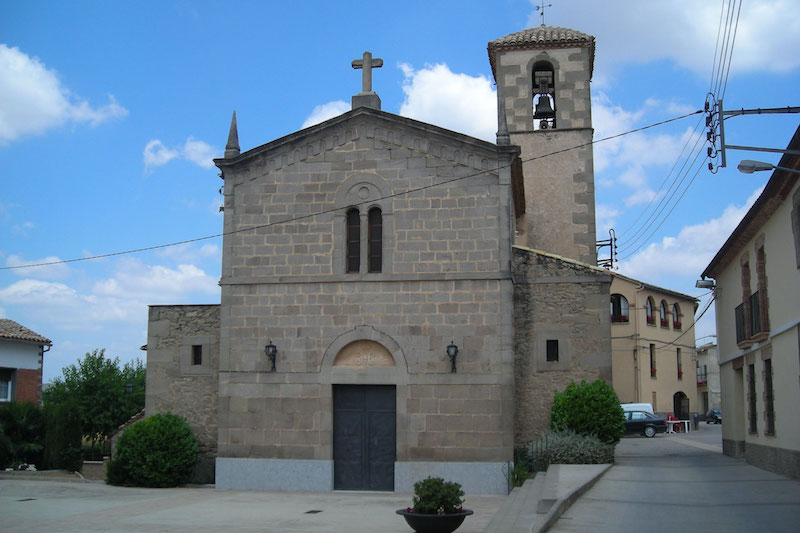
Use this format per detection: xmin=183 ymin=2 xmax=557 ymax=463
xmin=621 ymin=402 xmax=654 ymax=414
xmin=706 ymin=409 xmax=722 ymax=424
xmin=624 ymin=410 xmax=667 ymax=437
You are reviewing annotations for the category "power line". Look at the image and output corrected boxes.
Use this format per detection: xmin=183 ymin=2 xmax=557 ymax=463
xmin=618 ymin=155 xmax=708 ymax=261
xmin=719 ymin=0 xmax=742 ymax=101
xmin=1 ymin=109 xmax=702 ymax=272
xmin=616 ymin=125 xmax=707 ymax=250
xmin=616 ymin=114 xmax=705 ymax=239
xmin=617 ymin=131 xmax=707 ymax=253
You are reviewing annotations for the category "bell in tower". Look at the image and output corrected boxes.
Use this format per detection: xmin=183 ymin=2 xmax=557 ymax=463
xmin=532 ymin=62 xmax=556 ymax=129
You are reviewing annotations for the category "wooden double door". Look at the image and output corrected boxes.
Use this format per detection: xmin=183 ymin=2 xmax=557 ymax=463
xmin=332 ymin=385 xmax=396 ymax=491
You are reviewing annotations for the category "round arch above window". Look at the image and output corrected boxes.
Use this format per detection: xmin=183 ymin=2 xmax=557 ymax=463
xmin=610 ymin=293 xmax=629 ymax=323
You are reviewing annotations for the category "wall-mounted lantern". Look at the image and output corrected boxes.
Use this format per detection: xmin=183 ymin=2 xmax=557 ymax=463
xmin=265 ymin=341 xmax=277 ymax=372
xmin=446 ymin=341 xmax=459 ymax=373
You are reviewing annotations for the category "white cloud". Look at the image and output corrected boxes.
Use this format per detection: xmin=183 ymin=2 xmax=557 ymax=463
xmin=92 ymin=259 xmax=218 ymax=301
xmin=617 ymin=186 xmax=763 ymax=279
xmin=0 ymin=44 xmax=128 ymax=143
xmin=0 ymin=279 xmax=79 ymax=308
xmin=12 ymin=221 xmax=35 ymax=237
xmin=591 ymin=92 xmax=704 ymax=212
xmin=528 ymin=0 xmax=800 ymax=83
xmin=398 ymin=63 xmax=497 ymax=142
xmin=183 ymin=137 xmax=217 ymax=168
xmin=143 ymin=139 xmax=179 ymax=170
xmin=596 ymin=204 xmax=620 ymax=235
xmin=5 ymin=254 xmax=70 ymax=279
xmin=143 ymin=137 xmax=219 ymax=172
xmin=155 ymin=242 xmax=221 ymax=263
xmin=302 ymin=101 xmax=349 ymax=129
xmin=0 ymin=258 xmax=219 ymax=332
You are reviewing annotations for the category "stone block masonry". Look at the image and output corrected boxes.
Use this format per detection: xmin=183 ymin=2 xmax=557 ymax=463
xmin=512 ymin=247 xmax=612 ymax=445
xmin=145 ymin=304 xmax=220 ymax=484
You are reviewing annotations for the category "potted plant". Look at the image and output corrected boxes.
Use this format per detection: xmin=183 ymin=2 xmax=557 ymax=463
xmin=396 ymin=477 xmax=473 ymax=533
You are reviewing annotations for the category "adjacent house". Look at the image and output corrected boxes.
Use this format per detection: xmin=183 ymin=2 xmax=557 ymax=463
xmin=609 ymin=273 xmax=698 ymax=418
xmin=701 ymin=124 xmax=800 ymax=479
xmin=0 ymin=319 xmax=51 ymax=405
xmin=695 ymin=341 xmax=721 ymax=415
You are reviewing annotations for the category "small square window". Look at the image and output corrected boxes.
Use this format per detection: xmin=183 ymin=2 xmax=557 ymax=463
xmin=546 ymin=340 xmax=559 ymax=362
xmin=192 ymin=345 xmax=202 ymax=366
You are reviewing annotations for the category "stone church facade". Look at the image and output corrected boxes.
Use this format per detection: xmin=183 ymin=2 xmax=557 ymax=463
xmin=145 ymin=25 xmax=611 ymax=494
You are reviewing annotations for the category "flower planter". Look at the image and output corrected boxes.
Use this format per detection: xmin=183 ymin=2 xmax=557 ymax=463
xmin=396 ymin=509 xmax=473 ymax=533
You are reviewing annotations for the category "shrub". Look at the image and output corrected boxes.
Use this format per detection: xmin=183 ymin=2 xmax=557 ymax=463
xmin=0 ymin=431 xmax=13 ymax=469
xmin=43 ymin=403 xmax=83 ymax=472
xmin=527 ymin=430 xmax=615 ymax=473
xmin=550 ymin=380 xmax=625 ymax=444
xmin=411 ymin=477 xmax=465 ymax=514
xmin=0 ymin=402 xmax=45 ymax=468
xmin=509 ymin=447 xmax=530 ymax=488
xmin=106 ymin=413 xmax=197 ymax=487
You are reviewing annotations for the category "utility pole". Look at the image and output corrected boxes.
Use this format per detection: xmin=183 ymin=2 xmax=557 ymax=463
xmin=705 ymin=93 xmax=800 ymax=173
xmin=596 ymin=229 xmax=617 ymax=269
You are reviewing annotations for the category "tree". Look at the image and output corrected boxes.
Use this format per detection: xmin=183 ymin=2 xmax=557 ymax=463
xmin=43 ymin=349 xmax=145 ymax=447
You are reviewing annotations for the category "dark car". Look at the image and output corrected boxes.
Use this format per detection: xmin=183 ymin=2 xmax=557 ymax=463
xmin=706 ymin=409 xmax=722 ymax=424
xmin=624 ymin=410 xmax=667 ymax=437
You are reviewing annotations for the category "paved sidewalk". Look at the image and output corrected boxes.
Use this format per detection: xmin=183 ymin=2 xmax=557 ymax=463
xmin=0 ymin=478 xmax=505 ymax=533
xmin=547 ymin=425 xmax=800 ymax=533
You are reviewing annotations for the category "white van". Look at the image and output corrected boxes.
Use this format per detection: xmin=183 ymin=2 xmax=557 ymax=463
xmin=621 ymin=403 xmax=654 ymax=414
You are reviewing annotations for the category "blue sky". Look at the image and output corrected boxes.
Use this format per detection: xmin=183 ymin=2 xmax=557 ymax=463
xmin=1 ymin=0 xmax=798 ymax=381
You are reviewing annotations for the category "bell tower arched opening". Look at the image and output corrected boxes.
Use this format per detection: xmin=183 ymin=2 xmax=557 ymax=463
xmin=532 ymin=61 xmax=556 ymax=130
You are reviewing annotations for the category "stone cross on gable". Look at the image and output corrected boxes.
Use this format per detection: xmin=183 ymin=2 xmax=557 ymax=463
xmin=352 ymin=51 xmax=383 ymax=93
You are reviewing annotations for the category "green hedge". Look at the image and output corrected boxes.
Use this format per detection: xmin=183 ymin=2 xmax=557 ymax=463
xmin=107 ymin=413 xmax=197 ymax=487
xmin=43 ymin=403 xmax=83 ymax=471
xmin=550 ymin=380 xmax=625 ymax=444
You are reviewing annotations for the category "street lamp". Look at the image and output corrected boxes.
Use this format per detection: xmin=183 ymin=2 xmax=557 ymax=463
xmin=446 ymin=341 xmax=459 ymax=373
xmin=737 ymin=159 xmax=800 ymax=175
xmin=265 ymin=341 xmax=277 ymax=372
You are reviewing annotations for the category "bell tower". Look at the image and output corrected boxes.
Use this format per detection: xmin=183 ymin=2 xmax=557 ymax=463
xmin=489 ymin=26 xmax=597 ymax=265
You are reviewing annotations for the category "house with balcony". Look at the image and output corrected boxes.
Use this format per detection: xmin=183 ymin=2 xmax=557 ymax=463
xmin=701 ymin=124 xmax=800 ymax=479
xmin=609 ymin=273 xmax=698 ymax=418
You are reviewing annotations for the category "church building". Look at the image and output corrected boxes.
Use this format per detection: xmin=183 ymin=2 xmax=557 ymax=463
xmin=144 ymin=25 xmax=612 ymax=494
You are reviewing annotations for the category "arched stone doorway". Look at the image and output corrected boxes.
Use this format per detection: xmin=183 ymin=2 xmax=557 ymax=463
xmin=673 ymin=391 xmax=689 ymax=419
xmin=322 ymin=331 xmax=406 ymax=492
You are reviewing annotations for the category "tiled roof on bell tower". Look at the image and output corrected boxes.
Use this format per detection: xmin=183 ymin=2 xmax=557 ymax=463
xmin=488 ymin=25 xmax=595 ymax=78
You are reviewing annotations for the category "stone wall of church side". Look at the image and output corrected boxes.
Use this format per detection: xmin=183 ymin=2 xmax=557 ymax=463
xmin=512 ymin=248 xmax=612 ymax=445
xmin=145 ymin=304 xmax=220 ymax=484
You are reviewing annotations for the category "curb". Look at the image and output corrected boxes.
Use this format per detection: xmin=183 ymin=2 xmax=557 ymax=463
xmin=532 ymin=463 xmax=612 ymax=533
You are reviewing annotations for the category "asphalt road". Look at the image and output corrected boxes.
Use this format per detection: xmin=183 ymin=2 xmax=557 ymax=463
xmin=548 ymin=423 xmax=800 ymax=533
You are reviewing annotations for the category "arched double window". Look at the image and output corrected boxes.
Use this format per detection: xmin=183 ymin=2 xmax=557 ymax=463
xmin=645 ymin=297 xmax=655 ymax=325
xmin=610 ymin=294 xmax=629 ymax=323
xmin=659 ymin=300 xmax=669 ymax=327
xmin=345 ymin=207 xmax=383 ymax=274
xmin=367 ymin=207 xmax=382 ymax=273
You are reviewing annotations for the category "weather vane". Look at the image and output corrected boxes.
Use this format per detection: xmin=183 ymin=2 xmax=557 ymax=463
xmin=535 ymin=1 xmax=553 ymax=26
